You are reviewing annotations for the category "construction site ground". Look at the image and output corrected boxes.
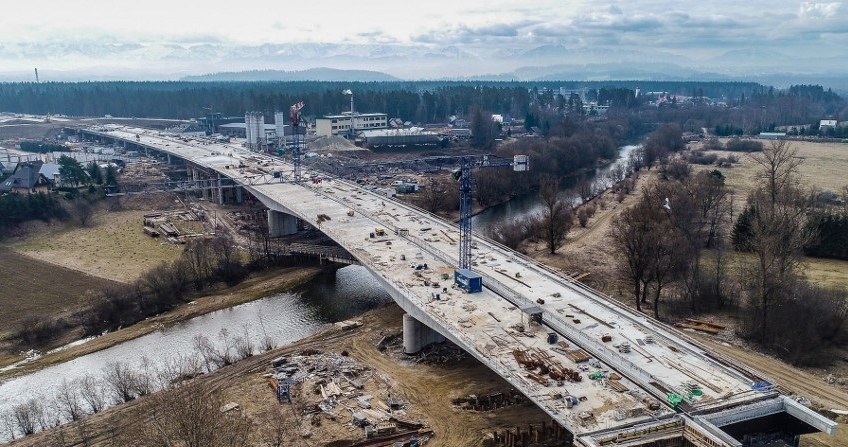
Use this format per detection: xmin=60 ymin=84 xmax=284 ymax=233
xmin=9 ymin=301 xmax=848 ymax=447
xmin=8 ymin=304 xmax=554 ymax=447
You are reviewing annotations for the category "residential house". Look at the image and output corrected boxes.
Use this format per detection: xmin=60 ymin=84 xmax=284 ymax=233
xmin=0 ymin=162 xmax=53 ymax=193
xmin=0 ymin=161 xmax=18 ymax=176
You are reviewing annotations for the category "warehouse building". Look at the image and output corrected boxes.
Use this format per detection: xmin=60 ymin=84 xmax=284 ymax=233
xmin=315 ymin=112 xmax=388 ymax=137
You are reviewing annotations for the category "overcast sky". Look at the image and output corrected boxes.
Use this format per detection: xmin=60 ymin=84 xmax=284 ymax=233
xmin=1 ymin=0 xmax=846 ymax=78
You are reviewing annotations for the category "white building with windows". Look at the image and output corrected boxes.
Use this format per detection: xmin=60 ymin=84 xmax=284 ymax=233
xmin=315 ymin=112 xmax=388 ymax=137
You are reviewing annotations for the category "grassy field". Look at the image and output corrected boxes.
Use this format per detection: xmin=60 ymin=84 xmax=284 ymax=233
xmin=9 ymin=209 xmax=184 ymax=283
xmin=0 ymin=249 xmax=118 ymax=338
xmin=708 ymin=250 xmax=848 ymax=290
xmin=706 ymin=139 xmax=848 ymax=202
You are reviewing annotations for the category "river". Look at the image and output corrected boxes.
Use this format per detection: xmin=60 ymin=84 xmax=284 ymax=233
xmin=0 ymin=266 xmax=391 ymax=438
xmin=472 ymin=144 xmax=639 ymax=234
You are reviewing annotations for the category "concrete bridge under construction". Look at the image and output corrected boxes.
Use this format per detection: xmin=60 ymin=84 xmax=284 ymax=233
xmin=71 ymin=124 xmax=836 ymax=447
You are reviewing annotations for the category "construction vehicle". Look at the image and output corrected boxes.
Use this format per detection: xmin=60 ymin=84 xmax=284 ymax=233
xmin=374 ymin=228 xmax=386 ymax=237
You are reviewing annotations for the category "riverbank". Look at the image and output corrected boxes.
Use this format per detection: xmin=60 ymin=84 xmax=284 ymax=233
xmin=7 ymin=303 xmax=550 ymax=447
xmin=0 ymin=266 xmax=323 ymax=380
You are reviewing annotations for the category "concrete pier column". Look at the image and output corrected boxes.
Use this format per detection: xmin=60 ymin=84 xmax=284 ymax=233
xmin=167 ymin=153 xmax=172 ymax=164
xmin=267 ymin=210 xmax=298 ymax=237
xmin=235 ymin=187 xmax=243 ymax=204
xmin=402 ymin=313 xmax=446 ymax=354
xmin=217 ymin=174 xmax=223 ymax=205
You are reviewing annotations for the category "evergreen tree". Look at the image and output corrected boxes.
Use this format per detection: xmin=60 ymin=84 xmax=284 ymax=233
xmin=58 ymin=155 xmax=88 ymax=186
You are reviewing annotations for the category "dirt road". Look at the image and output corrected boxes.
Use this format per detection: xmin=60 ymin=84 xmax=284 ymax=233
xmin=695 ymin=336 xmax=848 ymax=411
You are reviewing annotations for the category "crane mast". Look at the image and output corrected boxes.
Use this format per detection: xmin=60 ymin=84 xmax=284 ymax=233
xmin=289 ymin=101 xmax=305 ymax=182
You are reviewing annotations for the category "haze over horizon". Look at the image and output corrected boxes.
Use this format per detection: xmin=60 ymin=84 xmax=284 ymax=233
xmin=1 ymin=0 xmax=847 ymax=85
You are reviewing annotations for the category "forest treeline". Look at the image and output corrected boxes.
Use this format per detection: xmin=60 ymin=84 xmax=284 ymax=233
xmin=0 ymin=80 xmax=767 ymax=122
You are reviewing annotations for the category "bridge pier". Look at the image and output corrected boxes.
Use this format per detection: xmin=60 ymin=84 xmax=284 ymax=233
xmin=216 ymin=174 xmax=223 ymax=205
xmin=267 ymin=210 xmax=298 ymax=237
xmin=402 ymin=313 xmax=445 ymax=354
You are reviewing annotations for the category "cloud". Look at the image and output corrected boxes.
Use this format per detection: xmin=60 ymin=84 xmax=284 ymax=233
xmin=798 ymin=2 xmax=842 ymax=19
xmin=412 ymin=20 xmax=543 ymax=44
xmin=1 ymin=0 xmax=847 ymax=78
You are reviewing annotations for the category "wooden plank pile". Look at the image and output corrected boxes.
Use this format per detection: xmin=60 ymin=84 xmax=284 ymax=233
xmin=673 ymin=318 xmax=725 ymax=335
xmin=512 ymin=349 xmax=582 ymax=384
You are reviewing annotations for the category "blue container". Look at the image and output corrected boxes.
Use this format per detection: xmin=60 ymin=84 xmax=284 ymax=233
xmin=455 ymin=268 xmax=483 ymax=293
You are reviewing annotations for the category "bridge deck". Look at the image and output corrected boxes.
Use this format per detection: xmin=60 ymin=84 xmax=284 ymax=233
xmin=83 ymin=125 xmax=827 ymax=443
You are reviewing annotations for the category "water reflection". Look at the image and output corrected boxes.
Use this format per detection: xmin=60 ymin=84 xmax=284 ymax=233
xmin=0 ymin=265 xmax=391 ymax=438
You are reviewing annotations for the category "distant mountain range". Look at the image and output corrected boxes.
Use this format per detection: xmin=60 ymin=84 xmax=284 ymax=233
xmin=0 ymin=42 xmax=845 ymax=92
xmin=182 ymin=68 xmax=401 ymax=82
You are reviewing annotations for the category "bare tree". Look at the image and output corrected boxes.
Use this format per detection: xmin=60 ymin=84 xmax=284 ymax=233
xmin=647 ymin=218 xmax=689 ymax=319
xmin=538 ymin=176 xmax=573 ymax=254
xmin=576 ymin=179 xmax=593 ymax=203
xmin=137 ymin=382 xmax=251 ymax=447
xmin=73 ymin=198 xmax=95 ymax=227
xmin=420 ymin=178 xmax=451 ymax=213
xmin=609 ymin=201 xmax=657 ymax=312
xmin=103 ymin=361 xmax=140 ymax=404
xmin=183 ymin=238 xmax=214 ymax=289
xmin=55 ymin=379 xmax=83 ymax=421
xmin=79 ymin=375 xmax=107 ymax=414
xmin=156 ymin=353 xmax=204 ymax=390
xmin=743 ymin=140 xmax=814 ymax=342
xmin=745 ymin=187 xmax=813 ymax=342
xmin=2 ymin=411 xmax=17 ymax=441
xmin=193 ymin=334 xmax=217 ymax=372
xmin=257 ymin=407 xmax=295 ymax=447
xmin=489 ymin=216 xmax=538 ymax=250
xmin=133 ymin=357 xmax=155 ymax=397
xmin=750 ymin=140 xmax=803 ymax=206
xmin=12 ymin=400 xmax=42 ymax=436
xmin=233 ymin=336 xmax=254 ymax=361
xmin=215 ymin=328 xmax=237 ymax=366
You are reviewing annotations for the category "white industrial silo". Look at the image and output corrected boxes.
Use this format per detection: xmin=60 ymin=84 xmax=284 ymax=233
xmin=274 ymin=111 xmax=286 ymax=147
xmin=245 ymin=112 xmax=264 ymax=150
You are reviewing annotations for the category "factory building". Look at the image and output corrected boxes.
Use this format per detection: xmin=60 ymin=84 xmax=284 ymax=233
xmin=315 ymin=112 xmax=388 ymax=137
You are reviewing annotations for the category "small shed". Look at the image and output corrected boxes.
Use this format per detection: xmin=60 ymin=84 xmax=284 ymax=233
xmin=520 ymin=304 xmax=543 ymax=324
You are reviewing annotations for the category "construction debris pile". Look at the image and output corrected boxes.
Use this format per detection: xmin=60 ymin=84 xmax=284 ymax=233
xmin=141 ymin=210 xmax=203 ymax=244
xmin=451 ymin=390 xmax=526 ymax=412
xmin=226 ymin=209 xmax=264 ymax=233
xmin=378 ymin=333 xmax=468 ymax=364
xmin=488 ymin=420 xmax=573 ymax=447
xmin=308 ymin=135 xmax=364 ymax=153
xmin=266 ymin=351 xmax=432 ymax=445
xmin=512 ymin=348 xmax=582 ymax=387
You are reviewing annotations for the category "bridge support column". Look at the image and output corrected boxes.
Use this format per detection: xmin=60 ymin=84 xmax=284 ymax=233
xmin=235 ymin=187 xmax=243 ymax=204
xmin=216 ymin=174 xmax=223 ymax=205
xmin=403 ymin=313 xmax=445 ymax=354
xmin=267 ymin=210 xmax=298 ymax=237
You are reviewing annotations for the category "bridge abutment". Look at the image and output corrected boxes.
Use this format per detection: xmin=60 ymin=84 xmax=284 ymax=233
xmin=267 ymin=210 xmax=298 ymax=237
xmin=402 ymin=313 xmax=446 ymax=354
